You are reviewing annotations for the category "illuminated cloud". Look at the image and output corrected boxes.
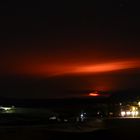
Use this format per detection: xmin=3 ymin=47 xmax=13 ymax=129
xmin=37 ymin=60 xmax=139 ymax=76
xmin=73 ymin=60 xmax=140 ymax=74
xmin=0 ymin=49 xmax=140 ymax=77
xmin=12 ymin=59 xmax=140 ymax=77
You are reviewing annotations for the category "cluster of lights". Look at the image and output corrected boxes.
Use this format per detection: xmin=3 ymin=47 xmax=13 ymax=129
xmin=121 ymin=106 xmax=139 ymax=117
xmin=121 ymin=111 xmax=139 ymax=117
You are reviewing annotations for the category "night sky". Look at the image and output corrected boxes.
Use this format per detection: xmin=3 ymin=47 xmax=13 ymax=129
xmin=0 ymin=1 xmax=140 ymax=99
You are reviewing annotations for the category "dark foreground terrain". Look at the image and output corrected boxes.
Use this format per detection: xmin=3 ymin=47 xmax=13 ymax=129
xmin=0 ymin=118 xmax=140 ymax=140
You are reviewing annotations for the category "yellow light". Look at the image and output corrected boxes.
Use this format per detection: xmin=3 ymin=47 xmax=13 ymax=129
xmin=132 ymin=107 xmax=136 ymax=111
xmin=138 ymin=102 xmax=140 ymax=107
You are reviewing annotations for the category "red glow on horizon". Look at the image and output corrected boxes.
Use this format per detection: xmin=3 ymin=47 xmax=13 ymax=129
xmin=89 ymin=91 xmax=100 ymax=97
xmin=89 ymin=91 xmax=110 ymax=97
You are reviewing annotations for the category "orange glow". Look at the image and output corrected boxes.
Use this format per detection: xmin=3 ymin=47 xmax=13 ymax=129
xmin=10 ymin=59 xmax=140 ymax=77
xmin=89 ymin=91 xmax=100 ymax=97
xmin=31 ymin=60 xmax=140 ymax=76
xmin=74 ymin=61 xmax=140 ymax=74
xmin=89 ymin=91 xmax=110 ymax=97
xmin=0 ymin=50 xmax=140 ymax=77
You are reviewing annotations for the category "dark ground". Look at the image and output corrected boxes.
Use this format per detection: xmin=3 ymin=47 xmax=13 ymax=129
xmin=0 ymin=118 xmax=140 ymax=140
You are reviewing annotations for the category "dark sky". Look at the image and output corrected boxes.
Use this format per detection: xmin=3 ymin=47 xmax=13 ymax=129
xmin=0 ymin=1 xmax=140 ymax=99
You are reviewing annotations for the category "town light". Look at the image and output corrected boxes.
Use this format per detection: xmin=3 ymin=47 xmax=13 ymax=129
xmin=138 ymin=102 xmax=140 ymax=107
xmin=0 ymin=106 xmax=12 ymax=111
xmin=132 ymin=107 xmax=136 ymax=111
xmin=121 ymin=111 xmax=125 ymax=117
xmin=135 ymin=111 xmax=139 ymax=116
xmin=126 ymin=111 xmax=131 ymax=116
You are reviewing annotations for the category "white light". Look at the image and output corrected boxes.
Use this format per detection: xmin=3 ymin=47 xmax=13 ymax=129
xmin=64 ymin=119 xmax=68 ymax=122
xmin=49 ymin=116 xmax=57 ymax=120
xmin=131 ymin=111 xmax=135 ymax=116
xmin=121 ymin=111 xmax=125 ymax=117
xmin=126 ymin=111 xmax=131 ymax=116
xmin=0 ymin=107 xmax=12 ymax=111
xmin=135 ymin=111 xmax=139 ymax=116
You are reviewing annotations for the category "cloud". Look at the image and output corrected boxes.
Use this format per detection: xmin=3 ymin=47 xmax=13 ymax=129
xmin=11 ymin=59 xmax=140 ymax=77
